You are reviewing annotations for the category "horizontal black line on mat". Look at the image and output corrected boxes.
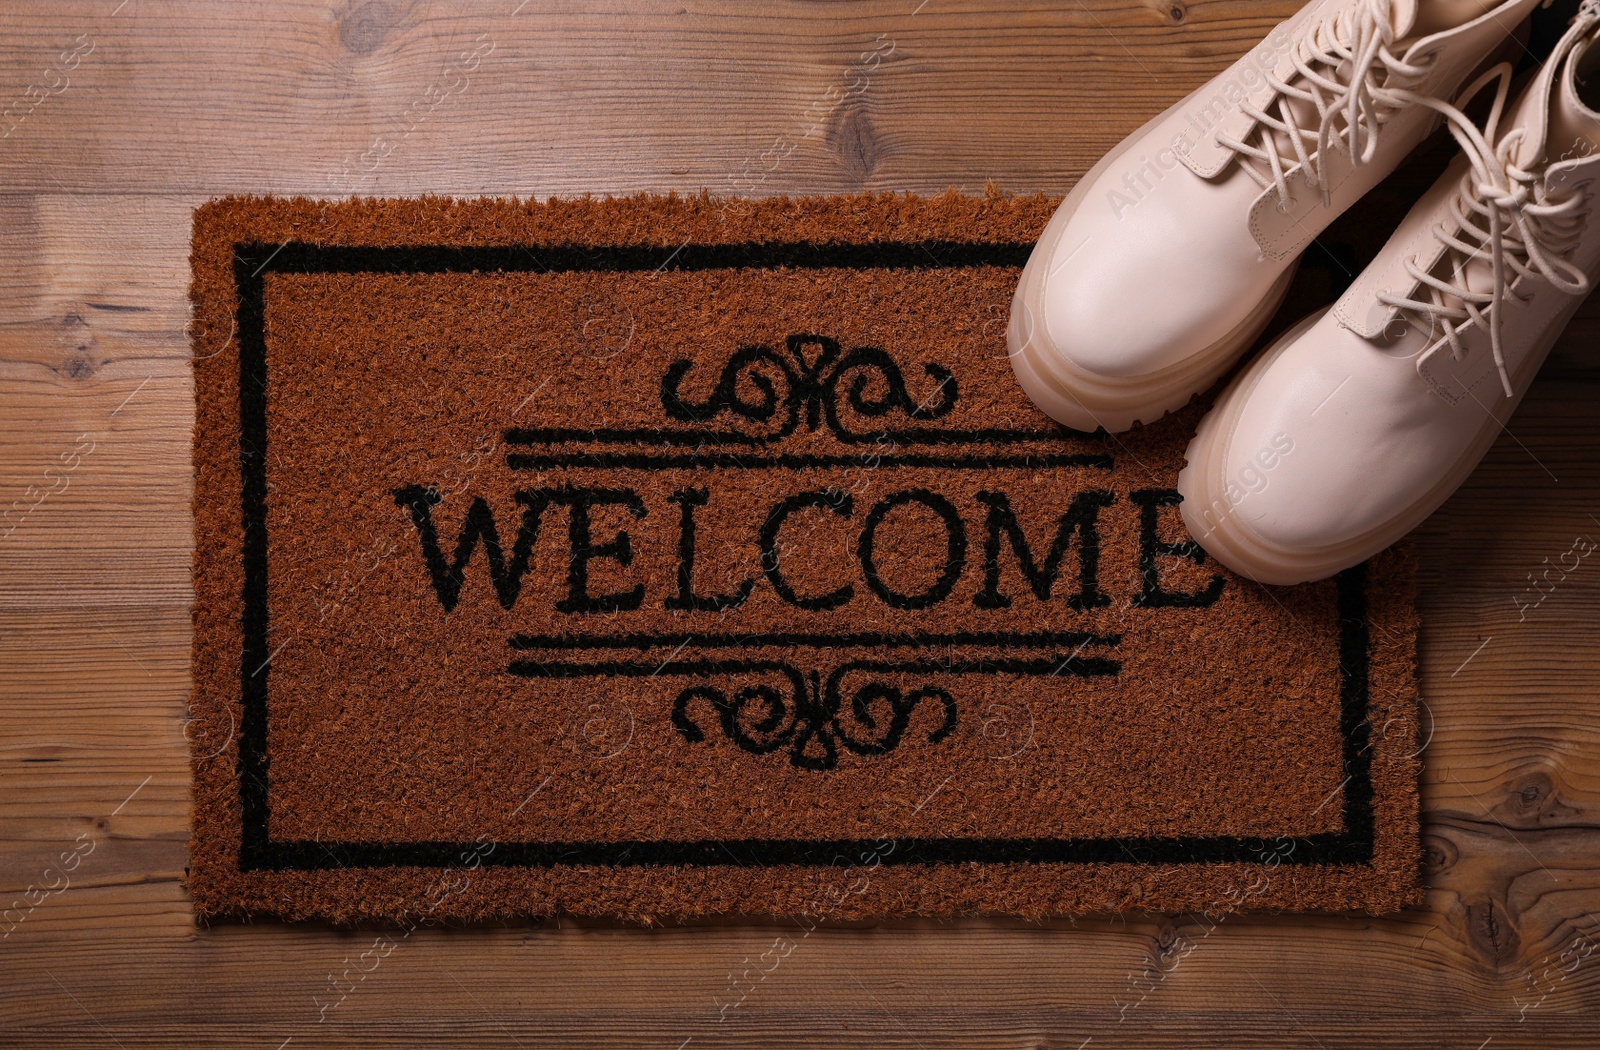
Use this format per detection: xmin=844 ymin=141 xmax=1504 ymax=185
xmin=502 ymin=427 xmax=1098 ymax=449
xmin=506 ymin=656 xmax=1122 ymax=679
xmin=242 ymin=833 xmax=1371 ymax=870
xmin=504 ymin=452 xmax=1115 ymax=470
xmin=233 ymin=240 xmax=1035 ymax=274
xmin=506 ymin=630 xmax=1122 ymax=651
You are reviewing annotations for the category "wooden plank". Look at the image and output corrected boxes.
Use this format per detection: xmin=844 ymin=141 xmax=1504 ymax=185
xmin=0 ymin=1 xmax=1299 ymax=198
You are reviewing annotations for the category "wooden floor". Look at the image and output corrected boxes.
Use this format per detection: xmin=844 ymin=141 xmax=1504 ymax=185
xmin=3 ymin=0 xmax=1599 ymax=1045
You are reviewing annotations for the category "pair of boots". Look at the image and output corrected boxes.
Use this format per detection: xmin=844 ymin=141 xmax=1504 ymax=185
xmin=1009 ymin=0 xmax=1600 ymax=584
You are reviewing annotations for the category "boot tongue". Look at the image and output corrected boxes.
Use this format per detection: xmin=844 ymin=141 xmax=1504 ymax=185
xmin=1546 ymin=34 xmax=1600 ymax=164
xmin=1389 ymin=0 xmax=1419 ymax=40
xmin=1406 ymin=0 xmax=1529 ymax=44
xmin=1508 ymin=8 xmax=1600 ymax=169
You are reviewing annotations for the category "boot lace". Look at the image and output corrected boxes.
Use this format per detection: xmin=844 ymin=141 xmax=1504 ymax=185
xmin=1377 ymin=65 xmax=1591 ymax=397
xmin=1216 ymin=0 xmax=1436 ymax=207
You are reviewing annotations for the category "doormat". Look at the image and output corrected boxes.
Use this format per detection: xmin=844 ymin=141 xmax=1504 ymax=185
xmin=188 ymin=192 xmax=1421 ymax=924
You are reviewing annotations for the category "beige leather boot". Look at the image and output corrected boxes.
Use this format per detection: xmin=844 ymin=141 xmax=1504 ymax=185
xmin=1180 ymin=2 xmax=1600 ymax=584
xmin=1009 ymin=0 xmax=1543 ymax=433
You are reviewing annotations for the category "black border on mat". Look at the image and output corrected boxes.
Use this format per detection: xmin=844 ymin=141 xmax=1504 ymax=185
xmin=229 ymin=239 xmax=1375 ymax=872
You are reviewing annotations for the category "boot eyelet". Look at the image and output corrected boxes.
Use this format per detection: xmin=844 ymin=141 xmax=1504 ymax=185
xmin=1274 ymin=196 xmax=1300 ymax=214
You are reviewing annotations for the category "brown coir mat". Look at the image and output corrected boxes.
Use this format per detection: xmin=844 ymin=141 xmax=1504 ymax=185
xmin=188 ymin=192 xmax=1421 ymax=924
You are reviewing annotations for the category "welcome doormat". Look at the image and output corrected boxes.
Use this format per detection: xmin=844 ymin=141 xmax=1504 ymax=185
xmin=188 ymin=192 xmax=1421 ymax=924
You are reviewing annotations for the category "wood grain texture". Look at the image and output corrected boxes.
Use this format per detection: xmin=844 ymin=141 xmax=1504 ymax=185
xmin=2 ymin=0 xmax=1599 ymax=1045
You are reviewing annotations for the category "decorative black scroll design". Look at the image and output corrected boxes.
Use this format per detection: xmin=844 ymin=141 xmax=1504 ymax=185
xmin=670 ymin=660 xmax=958 ymax=771
xmin=660 ymin=333 xmax=957 ymax=446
